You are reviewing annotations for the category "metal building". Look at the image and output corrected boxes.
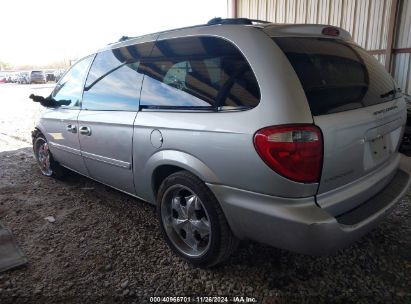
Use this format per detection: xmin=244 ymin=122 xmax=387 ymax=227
xmin=229 ymin=0 xmax=411 ymax=95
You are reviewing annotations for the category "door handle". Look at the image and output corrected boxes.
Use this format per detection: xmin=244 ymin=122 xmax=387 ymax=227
xmin=66 ymin=124 xmax=77 ymax=133
xmin=79 ymin=126 xmax=91 ymax=136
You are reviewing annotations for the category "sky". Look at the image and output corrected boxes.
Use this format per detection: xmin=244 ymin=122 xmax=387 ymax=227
xmin=0 ymin=0 xmax=228 ymax=66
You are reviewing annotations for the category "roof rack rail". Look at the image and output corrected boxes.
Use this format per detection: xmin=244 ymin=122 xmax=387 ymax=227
xmin=207 ymin=17 xmax=270 ymax=25
xmin=118 ymin=36 xmax=131 ymax=42
xmin=108 ymin=18 xmax=271 ymax=46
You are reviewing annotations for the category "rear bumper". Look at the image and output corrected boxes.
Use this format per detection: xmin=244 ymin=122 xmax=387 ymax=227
xmin=208 ymin=168 xmax=410 ymax=255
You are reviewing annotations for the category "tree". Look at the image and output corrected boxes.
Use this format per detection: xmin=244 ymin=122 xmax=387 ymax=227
xmin=0 ymin=60 xmax=12 ymax=70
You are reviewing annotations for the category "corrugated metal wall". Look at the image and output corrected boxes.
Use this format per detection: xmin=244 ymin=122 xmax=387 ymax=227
xmin=392 ymin=0 xmax=411 ymax=94
xmin=236 ymin=0 xmax=411 ymax=95
xmin=237 ymin=0 xmax=392 ymax=51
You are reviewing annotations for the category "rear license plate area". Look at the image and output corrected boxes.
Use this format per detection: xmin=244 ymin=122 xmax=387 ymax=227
xmin=370 ymin=136 xmax=389 ymax=161
xmin=363 ymin=127 xmax=402 ymax=170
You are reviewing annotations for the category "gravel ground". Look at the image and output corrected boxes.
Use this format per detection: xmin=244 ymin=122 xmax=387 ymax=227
xmin=0 ymin=84 xmax=411 ymax=303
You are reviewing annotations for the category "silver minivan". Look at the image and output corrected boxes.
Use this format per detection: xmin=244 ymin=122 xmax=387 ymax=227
xmin=31 ymin=18 xmax=410 ymax=267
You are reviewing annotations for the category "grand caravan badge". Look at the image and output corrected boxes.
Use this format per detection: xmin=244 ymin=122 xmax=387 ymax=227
xmin=373 ymin=105 xmax=398 ymax=116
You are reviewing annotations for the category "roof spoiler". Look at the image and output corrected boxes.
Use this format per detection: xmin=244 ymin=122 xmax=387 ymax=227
xmin=207 ymin=17 xmax=271 ymax=25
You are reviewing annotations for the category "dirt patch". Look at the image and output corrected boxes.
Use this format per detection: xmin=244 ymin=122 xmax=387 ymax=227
xmin=0 ymin=145 xmax=409 ymax=303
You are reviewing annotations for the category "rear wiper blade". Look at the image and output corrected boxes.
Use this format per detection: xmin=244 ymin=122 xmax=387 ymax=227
xmin=380 ymin=88 xmax=401 ymax=98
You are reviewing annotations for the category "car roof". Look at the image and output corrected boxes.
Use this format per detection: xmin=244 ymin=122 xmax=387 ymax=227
xmin=97 ymin=17 xmax=352 ymax=53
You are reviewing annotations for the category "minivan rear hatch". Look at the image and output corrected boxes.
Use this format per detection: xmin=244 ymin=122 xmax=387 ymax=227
xmin=273 ymin=37 xmax=405 ymax=200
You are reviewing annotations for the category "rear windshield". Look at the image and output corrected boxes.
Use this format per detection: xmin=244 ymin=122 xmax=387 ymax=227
xmin=273 ymin=37 xmax=400 ymax=116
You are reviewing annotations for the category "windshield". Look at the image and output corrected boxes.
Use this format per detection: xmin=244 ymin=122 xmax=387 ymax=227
xmin=273 ymin=37 xmax=400 ymax=116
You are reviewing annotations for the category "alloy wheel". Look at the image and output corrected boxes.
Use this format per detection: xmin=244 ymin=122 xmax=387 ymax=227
xmin=161 ymin=185 xmax=211 ymax=257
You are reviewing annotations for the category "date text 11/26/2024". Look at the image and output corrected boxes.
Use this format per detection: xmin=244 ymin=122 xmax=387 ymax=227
xmin=149 ymin=296 xmax=258 ymax=303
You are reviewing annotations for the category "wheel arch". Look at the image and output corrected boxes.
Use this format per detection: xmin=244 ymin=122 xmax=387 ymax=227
xmin=31 ymin=127 xmax=43 ymax=143
xmin=144 ymin=150 xmax=221 ymax=202
xmin=31 ymin=123 xmax=48 ymax=143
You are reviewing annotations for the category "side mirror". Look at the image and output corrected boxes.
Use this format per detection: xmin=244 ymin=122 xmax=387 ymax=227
xmin=29 ymin=94 xmax=57 ymax=108
xmin=29 ymin=94 xmax=45 ymax=103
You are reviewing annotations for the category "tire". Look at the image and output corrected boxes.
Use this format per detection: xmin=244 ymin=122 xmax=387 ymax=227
xmin=157 ymin=171 xmax=238 ymax=267
xmin=33 ymin=133 xmax=66 ymax=179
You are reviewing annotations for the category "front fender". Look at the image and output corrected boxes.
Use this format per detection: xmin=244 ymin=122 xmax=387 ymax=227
xmin=31 ymin=122 xmax=47 ymax=144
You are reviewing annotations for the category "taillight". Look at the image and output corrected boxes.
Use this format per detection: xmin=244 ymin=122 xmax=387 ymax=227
xmin=254 ymin=125 xmax=323 ymax=183
xmin=322 ymin=27 xmax=340 ymax=37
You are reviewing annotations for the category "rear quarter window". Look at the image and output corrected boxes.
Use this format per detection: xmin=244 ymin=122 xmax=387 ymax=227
xmin=139 ymin=36 xmax=260 ymax=110
xmin=273 ymin=37 xmax=398 ymax=116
